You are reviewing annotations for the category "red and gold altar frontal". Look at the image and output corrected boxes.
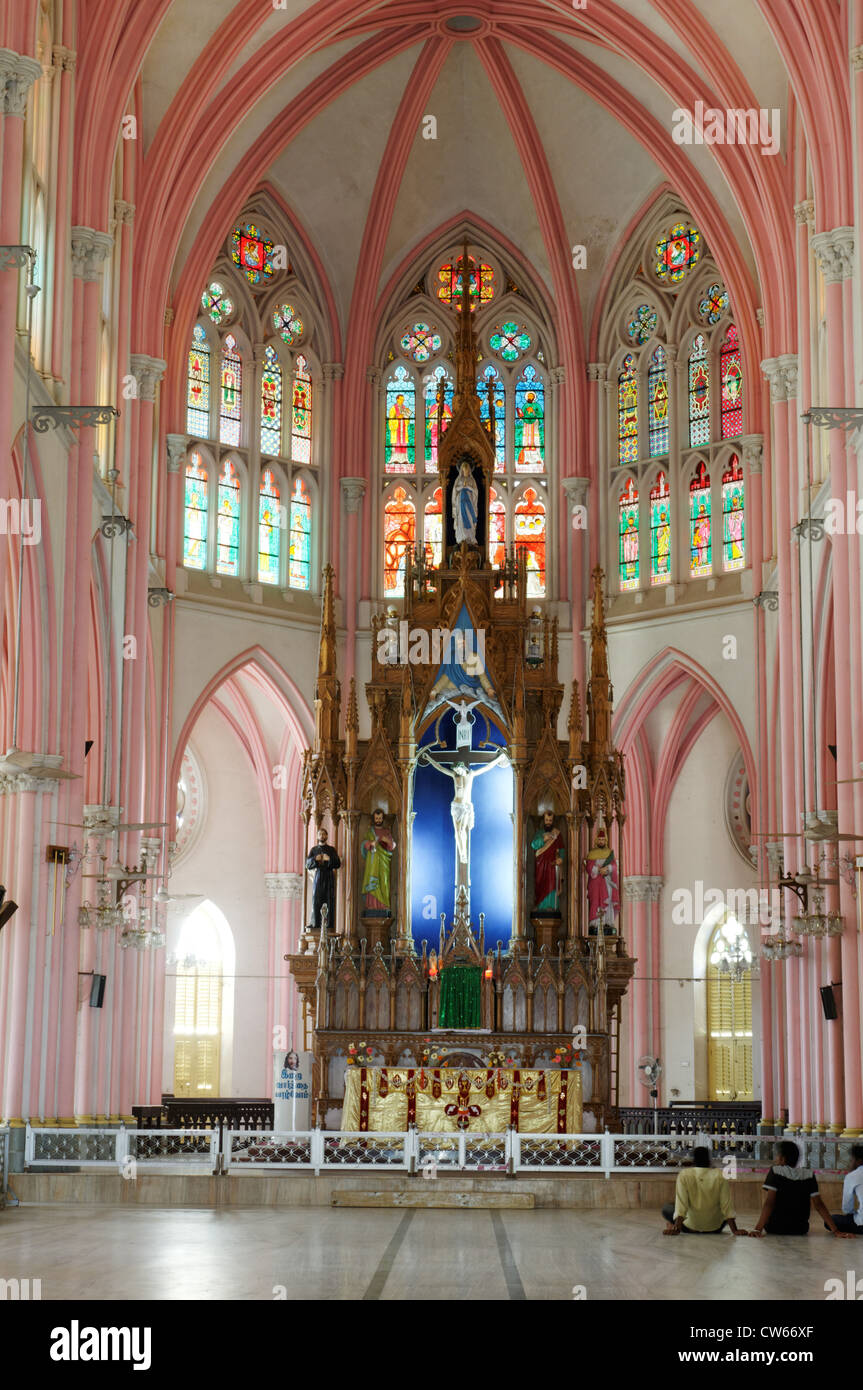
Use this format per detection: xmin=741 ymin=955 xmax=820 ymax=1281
xmin=343 ymin=1065 xmax=582 ymax=1134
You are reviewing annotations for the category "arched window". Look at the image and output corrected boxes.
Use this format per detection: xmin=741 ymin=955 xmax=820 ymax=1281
xmin=216 ymin=459 xmax=241 ymax=575
xmin=489 ymin=487 xmax=506 ymax=570
xmin=722 ymin=454 xmax=745 ymax=571
xmin=173 ymin=903 xmax=232 ymax=1097
xmin=689 ymin=462 xmax=712 ymax=577
xmin=515 ymin=487 xmax=546 ymax=597
xmin=720 ymin=324 xmax=743 ymax=438
xmin=618 ymin=478 xmax=639 ymax=591
xmin=618 ymin=354 xmax=638 ymax=465
xmin=424 ymin=365 xmax=453 ymax=473
xmin=424 ymin=487 xmax=443 ymax=568
xmin=291 ymin=354 xmax=312 ymax=463
xmin=258 ymin=467 xmax=281 ymax=585
xmin=477 ymin=363 xmax=506 ymax=472
xmin=647 ymin=345 xmax=669 ymax=457
xmin=688 ymin=334 xmax=710 ymax=447
xmin=260 ymin=345 xmax=282 ymax=456
xmin=220 ymin=333 xmax=242 ymax=445
xmin=515 ymin=366 xmax=544 ymax=472
xmin=288 ymin=476 xmax=311 ymax=590
xmin=384 ymin=487 xmax=415 ymax=597
xmin=187 ymin=325 xmax=210 ymax=436
xmin=183 ymin=452 xmax=208 ymax=569
xmin=649 ymin=471 xmax=671 ymax=585
xmin=707 ymin=914 xmax=753 ymax=1101
xmin=385 ymin=365 xmax=415 ymax=473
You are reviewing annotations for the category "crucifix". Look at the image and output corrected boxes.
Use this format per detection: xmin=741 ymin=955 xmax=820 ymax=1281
xmin=417 ymin=714 xmax=509 ymax=917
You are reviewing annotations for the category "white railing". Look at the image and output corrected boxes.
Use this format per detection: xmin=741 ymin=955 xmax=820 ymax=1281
xmin=24 ymin=1125 xmax=218 ymax=1172
xmin=23 ymin=1124 xmax=850 ymax=1179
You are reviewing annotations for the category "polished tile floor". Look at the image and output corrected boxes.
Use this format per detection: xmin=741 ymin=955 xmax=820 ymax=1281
xmin=1 ymin=1204 xmax=861 ymax=1300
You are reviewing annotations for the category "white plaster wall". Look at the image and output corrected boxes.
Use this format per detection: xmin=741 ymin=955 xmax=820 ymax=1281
xmin=162 ymin=702 xmax=270 ymax=1097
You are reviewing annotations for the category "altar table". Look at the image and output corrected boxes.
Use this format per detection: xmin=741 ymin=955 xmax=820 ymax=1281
xmin=342 ymin=1066 xmax=582 ymax=1133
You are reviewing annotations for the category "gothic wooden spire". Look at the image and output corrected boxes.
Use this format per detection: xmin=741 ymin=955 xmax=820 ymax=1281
xmin=588 ymin=566 xmax=612 ymax=754
xmin=345 ymin=677 xmax=358 ymax=759
xmin=314 ymin=563 xmax=341 ymax=754
xmin=454 ymin=237 xmax=478 ymax=408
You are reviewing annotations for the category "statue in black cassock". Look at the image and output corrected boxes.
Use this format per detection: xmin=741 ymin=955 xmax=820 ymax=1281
xmin=306 ymin=828 xmax=341 ymax=931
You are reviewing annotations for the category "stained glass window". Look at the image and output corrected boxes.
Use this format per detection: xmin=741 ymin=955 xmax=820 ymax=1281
xmin=436 ymin=254 xmax=495 ymax=312
xmin=273 ymin=303 xmax=303 ymax=345
xmin=220 ymin=334 xmax=242 ymax=446
xmin=216 ymin=459 xmax=240 ymax=575
xmin=689 ymin=462 xmax=712 ymax=577
xmin=423 ymin=365 xmax=453 ymax=473
xmin=401 ymin=322 xmax=441 ymax=363
xmin=618 ymin=354 xmax=638 ymax=465
xmin=183 ymin=453 xmax=208 ymax=569
xmin=478 ymin=363 xmax=506 ymax=472
xmin=424 ymin=487 xmax=443 ymax=568
xmin=258 ymin=467 xmax=281 ymax=585
xmin=650 ymin=471 xmax=671 ymax=586
xmin=231 ymin=222 xmax=275 ymax=287
xmin=289 ymin=476 xmax=311 ymax=590
xmin=688 ymin=334 xmax=710 ymax=447
xmin=627 ymin=304 xmax=658 ymax=346
xmin=489 ymin=321 xmax=531 ymax=361
xmin=385 ymin=365 xmax=415 ymax=473
xmin=384 ymin=487 xmax=415 ymax=596
xmin=720 ymin=324 xmax=743 ymax=438
xmin=648 ymin=345 xmax=669 ymax=456
xmin=187 ymin=325 xmax=210 ymax=436
xmin=201 ymin=281 xmax=234 ymax=324
xmin=291 ymin=355 xmax=312 ymax=464
xmin=489 ymin=486 xmax=506 ymax=571
xmin=515 ymin=366 xmax=544 ymax=472
xmin=260 ymin=345 xmax=282 ymax=456
xmin=654 ymin=222 xmax=701 ymax=284
xmin=698 ymin=283 xmax=729 ymax=326
xmin=618 ymin=478 xmax=639 ymax=592
xmin=722 ymin=454 xmax=745 ymax=571
xmin=515 ymin=487 xmax=546 ymax=597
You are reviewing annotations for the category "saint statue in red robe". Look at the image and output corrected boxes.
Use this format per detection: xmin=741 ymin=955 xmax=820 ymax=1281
xmin=531 ymin=810 xmax=564 ymax=912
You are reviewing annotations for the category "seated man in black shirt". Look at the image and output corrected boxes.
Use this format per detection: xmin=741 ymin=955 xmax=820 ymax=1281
xmin=751 ymin=1140 xmax=855 ymax=1238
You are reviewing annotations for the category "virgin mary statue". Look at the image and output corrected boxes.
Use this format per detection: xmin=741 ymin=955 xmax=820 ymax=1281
xmin=453 ymin=459 xmax=479 ymax=544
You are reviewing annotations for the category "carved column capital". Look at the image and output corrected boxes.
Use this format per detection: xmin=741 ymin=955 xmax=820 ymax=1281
xmin=741 ymin=433 xmax=764 ymax=475
xmin=129 ymin=354 xmax=167 ymax=403
xmin=587 ymin=362 xmax=607 ymax=384
xmin=793 ymin=199 xmax=815 ymax=229
xmin=366 ymin=365 xmax=382 ymax=388
xmin=323 ymin=362 xmax=345 ymax=381
xmin=549 ymin=365 xmax=565 ymax=387
xmin=811 ymin=227 xmax=855 ymax=283
xmin=778 ymin=353 xmax=799 ymax=400
xmin=852 ymin=45 xmax=863 ymax=72
xmin=0 ymin=49 xmax=43 ymax=116
xmin=341 ymin=477 xmax=367 ymax=514
xmin=113 ymin=200 xmax=135 ymax=227
xmin=70 ymin=227 xmax=113 ymax=282
xmin=561 ymin=476 xmax=590 ymax=510
xmin=624 ymin=876 xmax=664 ymax=902
xmin=265 ymin=872 xmax=303 ymax=900
xmin=165 ymin=434 xmax=188 ymax=474
xmin=761 ymin=356 xmax=797 ymax=403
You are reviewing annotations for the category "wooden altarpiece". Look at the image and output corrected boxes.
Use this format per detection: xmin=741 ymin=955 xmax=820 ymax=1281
xmin=289 ymin=245 xmax=634 ymax=1130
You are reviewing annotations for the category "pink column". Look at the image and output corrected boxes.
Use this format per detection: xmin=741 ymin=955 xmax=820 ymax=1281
xmin=0 ymin=786 xmax=37 ymax=1122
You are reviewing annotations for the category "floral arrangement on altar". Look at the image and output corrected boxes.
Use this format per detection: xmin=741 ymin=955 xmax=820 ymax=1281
xmin=420 ymin=1039 xmax=448 ymax=1067
xmin=346 ymin=1042 xmax=374 ymax=1066
xmin=485 ymin=1050 xmax=515 ymax=1068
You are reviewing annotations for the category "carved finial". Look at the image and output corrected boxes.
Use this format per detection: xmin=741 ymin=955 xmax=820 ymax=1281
xmin=345 ymin=677 xmax=358 ymax=758
xmin=588 ymin=569 xmax=612 ymax=755
xmin=454 ymin=237 xmax=479 ymax=407
xmin=568 ymin=680 xmax=582 ymax=759
xmin=319 ymin=563 xmax=336 ymax=679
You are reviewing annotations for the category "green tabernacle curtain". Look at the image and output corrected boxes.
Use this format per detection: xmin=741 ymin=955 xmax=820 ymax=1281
xmin=439 ymin=964 xmax=482 ymax=1028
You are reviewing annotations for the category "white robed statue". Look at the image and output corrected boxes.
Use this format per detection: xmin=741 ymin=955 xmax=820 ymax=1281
xmin=453 ymin=459 xmax=479 ymax=544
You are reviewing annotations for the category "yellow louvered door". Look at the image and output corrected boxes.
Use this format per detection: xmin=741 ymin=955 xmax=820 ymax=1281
xmin=173 ymin=967 xmax=222 ymax=1096
xmin=707 ymin=955 xmax=753 ymax=1101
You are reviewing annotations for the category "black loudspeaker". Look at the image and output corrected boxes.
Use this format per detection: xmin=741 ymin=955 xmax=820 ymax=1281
xmin=820 ymin=985 xmax=839 ymax=1020
xmin=89 ymin=974 xmax=106 ymax=1009
xmin=0 ymin=886 xmax=19 ymax=931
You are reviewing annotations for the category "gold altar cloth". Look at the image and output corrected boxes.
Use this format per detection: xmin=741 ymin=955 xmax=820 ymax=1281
xmin=342 ymin=1066 xmax=582 ymax=1133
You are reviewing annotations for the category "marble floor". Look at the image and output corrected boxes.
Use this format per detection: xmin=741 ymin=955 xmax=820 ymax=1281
xmin=1 ymin=1204 xmax=862 ymax=1300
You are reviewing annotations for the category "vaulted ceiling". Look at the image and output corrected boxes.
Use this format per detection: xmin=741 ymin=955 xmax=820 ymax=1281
xmin=137 ymin=0 xmax=795 ymax=344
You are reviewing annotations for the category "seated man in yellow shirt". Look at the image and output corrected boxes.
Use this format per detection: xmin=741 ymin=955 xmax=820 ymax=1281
xmin=661 ymin=1146 xmax=746 ymax=1235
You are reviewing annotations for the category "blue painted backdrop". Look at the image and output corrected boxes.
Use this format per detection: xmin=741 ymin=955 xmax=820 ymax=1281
xmin=410 ymin=711 xmax=513 ymax=950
